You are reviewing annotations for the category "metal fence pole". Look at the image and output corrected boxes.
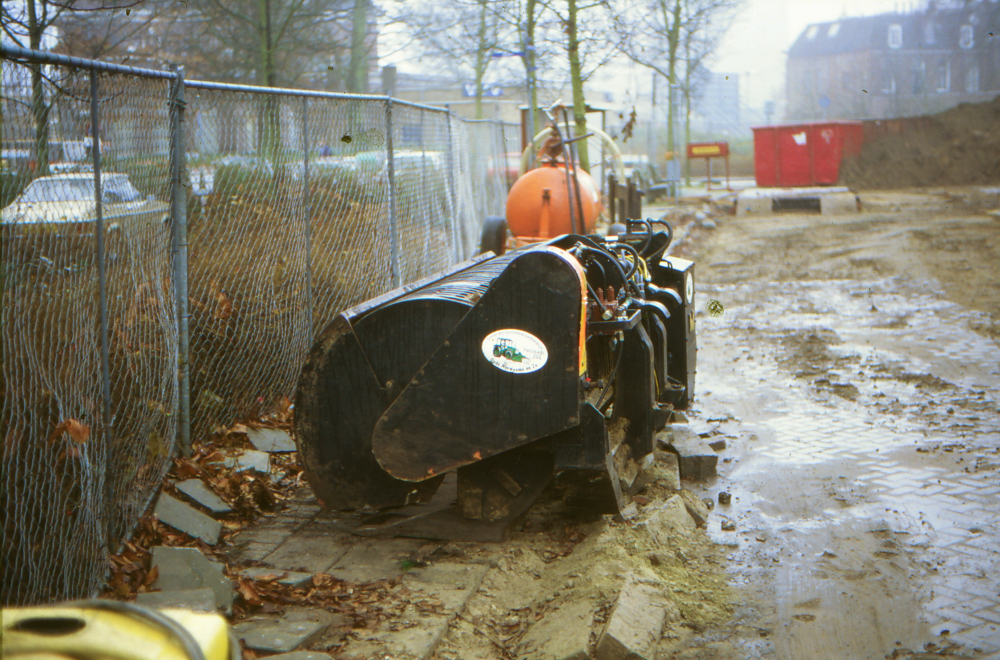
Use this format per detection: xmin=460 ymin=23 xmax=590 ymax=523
xmin=89 ymin=70 xmax=114 ymax=456
xmin=385 ymin=97 xmax=400 ymax=288
xmin=169 ymin=75 xmax=191 ymax=456
xmin=301 ymin=97 xmax=314 ymax=333
xmin=444 ymin=106 xmax=460 ymax=259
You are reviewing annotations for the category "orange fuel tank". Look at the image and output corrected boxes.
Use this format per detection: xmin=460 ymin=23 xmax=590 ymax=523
xmin=506 ymin=162 xmax=600 ymax=239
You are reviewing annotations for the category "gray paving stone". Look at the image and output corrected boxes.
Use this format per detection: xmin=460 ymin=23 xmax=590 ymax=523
xmin=265 ymin=533 xmax=350 ymax=573
xmin=678 ymin=490 xmax=711 ymax=527
xmin=150 ymin=546 xmax=233 ymax=614
xmin=662 ymin=426 xmax=718 ymax=480
xmin=241 ymin=567 xmax=314 ymax=588
xmin=346 ymin=613 xmax=451 ymax=660
xmin=224 ymin=450 xmax=270 ymax=474
xmin=596 ymin=576 xmax=668 ymax=660
xmin=153 ymin=493 xmax=222 ymax=545
xmin=233 ymin=616 xmax=328 ymax=653
xmin=247 ymin=428 xmax=297 ymax=453
xmin=135 ymin=587 xmax=216 ymax=612
xmin=174 ymin=479 xmax=233 ymax=515
xmin=327 ymin=540 xmax=420 ymax=583
xmin=518 ymin=599 xmax=594 ymax=660
xmin=402 ymin=562 xmax=488 ymax=590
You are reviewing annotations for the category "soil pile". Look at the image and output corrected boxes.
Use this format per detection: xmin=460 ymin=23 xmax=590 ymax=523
xmin=840 ymin=94 xmax=1000 ymax=189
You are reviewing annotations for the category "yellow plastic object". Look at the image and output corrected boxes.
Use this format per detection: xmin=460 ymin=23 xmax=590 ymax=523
xmin=1 ymin=603 xmax=231 ymax=660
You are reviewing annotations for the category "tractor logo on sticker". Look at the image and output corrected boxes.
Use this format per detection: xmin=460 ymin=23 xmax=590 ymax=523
xmin=482 ymin=329 xmax=548 ymax=374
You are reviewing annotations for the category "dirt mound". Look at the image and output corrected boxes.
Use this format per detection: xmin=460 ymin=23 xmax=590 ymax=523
xmin=840 ymin=94 xmax=1000 ymax=189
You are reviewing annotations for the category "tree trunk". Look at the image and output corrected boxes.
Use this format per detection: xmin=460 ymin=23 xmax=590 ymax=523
xmin=256 ymin=0 xmax=279 ymax=161
xmin=567 ymin=0 xmax=588 ymax=171
xmin=27 ymin=0 xmax=50 ymax=176
xmin=524 ymin=0 xmax=538 ymax=138
xmin=348 ymin=0 xmax=368 ymax=93
xmin=660 ymin=0 xmax=682 ymax=155
xmin=474 ymin=0 xmax=488 ymax=119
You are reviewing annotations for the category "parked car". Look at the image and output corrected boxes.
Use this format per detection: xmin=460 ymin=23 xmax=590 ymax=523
xmin=1 ymin=172 xmax=168 ymax=236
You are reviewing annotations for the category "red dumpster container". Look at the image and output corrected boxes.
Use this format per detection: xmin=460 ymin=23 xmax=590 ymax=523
xmin=753 ymin=121 xmax=863 ymax=187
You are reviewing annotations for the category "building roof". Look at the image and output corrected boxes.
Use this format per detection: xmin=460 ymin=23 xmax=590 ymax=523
xmin=789 ymin=1 xmax=1000 ymax=58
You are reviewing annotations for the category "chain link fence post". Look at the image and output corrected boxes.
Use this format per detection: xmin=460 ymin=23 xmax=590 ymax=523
xmin=385 ymin=97 xmax=400 ymax=288
xmin=301 ymin=97 xmax=314 ymax=332
xmin=170 ymin=74 xmax=191 ymax=456
xmin=89 ymin=69 xmax=115 ymax=459
xmin=444 ymin=106 xmax=460 ymax=259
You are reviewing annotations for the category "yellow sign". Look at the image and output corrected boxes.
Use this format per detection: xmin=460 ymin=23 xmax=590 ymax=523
xmin=691 ymin=145 xmax=722 ymax=156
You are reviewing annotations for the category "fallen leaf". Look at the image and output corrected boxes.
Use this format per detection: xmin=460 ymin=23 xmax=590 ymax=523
xmin=48 ymin=419 xmax=90 ymax=445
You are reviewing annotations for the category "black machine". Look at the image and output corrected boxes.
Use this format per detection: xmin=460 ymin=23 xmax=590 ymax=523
xmin=295 ymin=213 xmax=697 ymax=532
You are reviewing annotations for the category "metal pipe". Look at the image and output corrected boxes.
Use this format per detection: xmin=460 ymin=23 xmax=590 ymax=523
xmin=169 ymin=74 xmax=191 ymax=456
xmin=385 ymin=97 xmax=401 ymax=288
xmin=562 ymin=107 xmax=587 ymax=236
xmin=3 ymin=43 xmax=176 ymax=78
xmin=301 ymin=97 xmax=314 ymax=334
xmin=89 ymin=70 xmax=114 ymax=457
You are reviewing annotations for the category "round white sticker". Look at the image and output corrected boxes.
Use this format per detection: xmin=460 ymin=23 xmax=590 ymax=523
xmin=482 ymin=329 xmax=549 ymax=374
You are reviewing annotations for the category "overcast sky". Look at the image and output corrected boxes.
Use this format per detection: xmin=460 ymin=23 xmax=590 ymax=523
xmin=714 ymin=0 xmax=927 ymax=108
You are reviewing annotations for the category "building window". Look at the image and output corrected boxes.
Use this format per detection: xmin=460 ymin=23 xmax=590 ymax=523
xmin=912 ymin=60 xmax=926 ymax=94
xmin=924 ymin=21 xmax=936 ymax=45
xmin=888 ymin=24 xmax=903 ymax=49
xmin=936 ymin=59 xmax=950 ymax=92
xmin=965 ymin=65 xmax=979 ymax=92
xmin=959 ymin=25 xmax=974 ymax=49
xmin=881 ymin=66 xmax=896 ymax=94
xmin=806 ymin=25 xmax=819 ymax=40
xmin=828 ymin=22 xmax=840 ymax=38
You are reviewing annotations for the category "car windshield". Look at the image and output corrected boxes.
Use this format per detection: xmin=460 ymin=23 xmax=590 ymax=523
xmin=21 ymin=178 xmax=94 ymax=202
xmin=18 ymin=176 xmax=141 ymax=204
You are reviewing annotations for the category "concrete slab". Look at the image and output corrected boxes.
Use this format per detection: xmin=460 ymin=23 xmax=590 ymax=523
xmin=660 ymin=427 xmax=718 ymax=481
xmin=518 ymin=599 xmax=594 ymax=660
xmin=327 ymin=540 xmax=420 ymax=583
xmin=347 ymin=613 xmax=452 ymax=660
xmin=820 ymin=191 xmax=860 ymax=215
xmin=402 ymin=562 xmax=488 ymax=590
xmin=233 ymin=616 xmax=328 ymax=654
xmin=678 ymin=490 xmax=711 ymax=528
xmin=153 ymin=493 xmax=222 ymax=545
xmin=224 ymin=450 xmax=270 ymax=474
xmin=735 ymin=196 xmax=772 ymax=216
xmin=174 ymin=479 xmax=233 ymax=515
xmin=247 ymin=428 xmax=297 ymax=453
xmin=240 ymin=567 xmax=314 ymax=589
xmin=150 ymin=546 xmax=233 ymax=614
xmin=135 ymin=587 xmax=216 ymax=612
xmin=596 ymin=576 xmax=668 ymax=660
xmin=264 ymin=534 xmax=350 ymax=574
xmin=640 ymin=495 xmax=696 ymax=544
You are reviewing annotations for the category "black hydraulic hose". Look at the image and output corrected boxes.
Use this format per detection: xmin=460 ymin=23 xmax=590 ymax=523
xmin=596 ymin=339 xmax=625 ymax=410
xmin=72 ymin=599 xmax=207 ymax=660
xmin=578 ymin=245 xmax=629 ymax=294
xmin=609 ymin=242 xmax=642 ymax=280
xmin=588 ymin=257 xmax=607 ymax=289
xmin=587 ymin=282 xmax=608 ymax=313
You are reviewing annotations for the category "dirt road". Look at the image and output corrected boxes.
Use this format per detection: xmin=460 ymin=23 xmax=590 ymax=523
xmin=672 ymin=187 xmax=1000 ymax=659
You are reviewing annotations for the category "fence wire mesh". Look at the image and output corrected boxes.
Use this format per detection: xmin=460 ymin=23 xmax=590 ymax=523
xmin=2 ymin=47 xmax=517 ymax=606
xmin=2 ymin=59 xmax=177 ymax=604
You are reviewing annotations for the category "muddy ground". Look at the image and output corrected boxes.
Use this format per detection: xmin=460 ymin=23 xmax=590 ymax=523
xmin=211 ymin=186 xmax=1000 ymax=660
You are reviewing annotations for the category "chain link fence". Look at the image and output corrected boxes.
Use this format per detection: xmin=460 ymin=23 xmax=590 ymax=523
xmin=1 ymin=44 xmax=515 ymax=605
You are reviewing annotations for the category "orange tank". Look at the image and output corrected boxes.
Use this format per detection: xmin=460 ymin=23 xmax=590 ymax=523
xmin=506 ymin=163 xmax=600 ymax=239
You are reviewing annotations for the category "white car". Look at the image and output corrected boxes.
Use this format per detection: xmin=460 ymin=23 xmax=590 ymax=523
xmin=1 ymin=172 xmax=167 ymax=233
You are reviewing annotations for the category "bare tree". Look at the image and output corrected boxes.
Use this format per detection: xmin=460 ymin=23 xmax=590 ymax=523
xmin=2 ymin=0 xmax=147 ymax=175
xmin=542 ymin=0 xmax=619 ymax=171
xmin=610 ymin=0 xmax=736 ymax=158
xmin=389 ymin=0 xmax=512 ymax=119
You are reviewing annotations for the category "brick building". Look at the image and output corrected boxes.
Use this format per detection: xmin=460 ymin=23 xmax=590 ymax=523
xmin=786 ymin=1 xmax=1000 ymax=120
